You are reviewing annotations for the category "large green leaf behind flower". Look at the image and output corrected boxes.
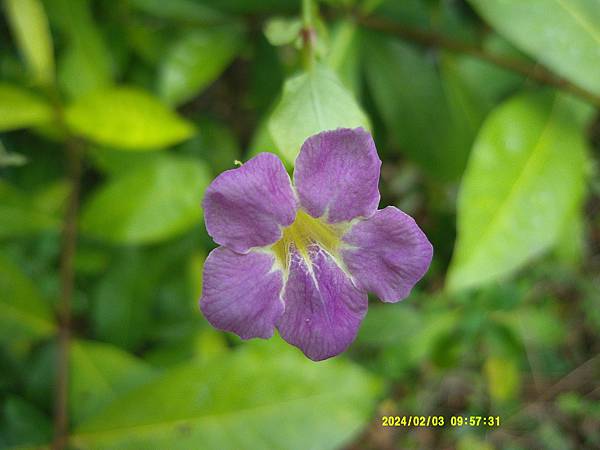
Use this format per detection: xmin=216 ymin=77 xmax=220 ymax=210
xmin=448 ymin=91 xmax=592 ymax=291
xmin=268 ymin=64 xmax=370 ymax=165
xmin=71 ymin=340 xmax=382 ymax=450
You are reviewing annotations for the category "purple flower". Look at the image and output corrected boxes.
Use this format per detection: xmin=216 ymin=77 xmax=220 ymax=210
xmin=199 ymin=128 xmax=433 ymax=361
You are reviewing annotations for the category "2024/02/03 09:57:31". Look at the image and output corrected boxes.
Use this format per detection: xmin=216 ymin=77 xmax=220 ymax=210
xmin=381 ymin=415 xmax=501 ymax=427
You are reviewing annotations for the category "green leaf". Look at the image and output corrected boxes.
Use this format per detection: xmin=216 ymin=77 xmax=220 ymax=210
xmin=159 ymin=25 xmax=242 ymax=105
xmin=88 ymin=146 xmax=161 ymax=176
xmin=268 ymin=64 xmax=370 ymax=164
xmin=501 ymin=307 xmax=567 ymax=347
xmin=4 ymin=0 xmax=55 ymax=85
xmin=451 ymin=34 xmax=525 ymax=108
xmin=0 ymin=180 xmax=61 ymax=239
xmin=326 ymin=21 xmax=361 ymax=93
xmin=0 ymin=396 xmax=52 ymax=448
xmin=248 ymin=118 xmax=281 ymax=160
xmin=70 ymin=340 xmax=156 ymax=425
xmin=53 ymin=0 xmax=113 ymax=99
xmin=0 ymin=83 xmax=53 ymax=131
xmin=198 ymin=0 xmax=298 ymax=15
xmin=0 ymin=255 xmax=55 ymax=349
xmin=263 ymin=16 xmax=302 ymax=46
xmin=458 ymin=436 xmax=495 ymax=450
xmin=363 ymin=34 xmax=483 ymax=180
xmin=468 ymin=0 xmax=600 ymax=96
xmin=92 ymin=248 xmax=175 ymax=349
xmin=357 ymin=303 xmax=421 ymax=347
xmin=72 ymin=340 xmax=382 ymax=450
xmin=130 ymin=0 xmax=226 ymax=24
xmin=178 ymin=118 xmax=241 ymax=175
xmin=484 ymin=356 xmax=520 ymax=401
xmin=81 ymin=156 xmax=210 ymax=244
xmin=65 ymin=87 xmax=196 ymax=150
xmin=448 ymin=92 xmax=592 ymax=291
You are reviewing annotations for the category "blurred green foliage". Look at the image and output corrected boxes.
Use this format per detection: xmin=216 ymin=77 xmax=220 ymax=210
xmin=1 ymin=0 xmax=599 ymax=449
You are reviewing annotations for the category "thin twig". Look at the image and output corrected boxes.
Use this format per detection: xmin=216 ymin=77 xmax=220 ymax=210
xmin=355 ymin=13 xmax=600 ymax=108
xmin=498 ymin=353 xmax=600 ymax=430
xmin=52 ymin=135 xmax=82 ymax=450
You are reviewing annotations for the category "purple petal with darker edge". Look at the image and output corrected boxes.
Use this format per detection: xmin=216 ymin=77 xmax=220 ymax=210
xmin=200 ymin=247 xmax=284 ymax=339
xmin=341 ymin=206 xmax=432 ymax=302
xmin=203 ymin=153 xmax=298 ymax=254
xmin=276 ymin=247 xmax=368 ymax=361
xmin=294 ymin=128 xmax=381 ymax=223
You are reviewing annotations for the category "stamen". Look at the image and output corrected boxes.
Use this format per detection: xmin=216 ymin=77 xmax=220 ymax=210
xmin=270 ymin=210 xmax=346 ymax=270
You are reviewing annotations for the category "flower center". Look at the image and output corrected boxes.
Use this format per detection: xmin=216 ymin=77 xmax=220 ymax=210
xmin=271 ymin=210 xmax=345 ymax=269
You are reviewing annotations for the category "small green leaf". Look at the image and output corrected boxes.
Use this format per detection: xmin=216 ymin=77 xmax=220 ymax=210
xmin=484 ymin=356 xmax=520 ymax=401
xmin=72 ymin=340 xmax=382 ymax=450
xmin=448 ymin=92 xmax=592 ymax=291
xmin=468 ymin=0 xmax=600 ymax=96
xmin=0 ymin=83 xmax=53 ymax=131
xmin=81 ymin=156 xmax=210 ymax=244
xmin=0 ymin=255 xmax=55 ymax=349
xmin=159 ymin=25 xmax=242 ymax=106
xmin=268 ymin=64 xmax=370 ymax=164
xmin=263 ymin=16 xmax=302 ymax=46
xmin=70 ymin=340 xmax=156 ymax=425
xmin=4 ymin=0 xmax=55 ymax=85
xmin=65 ymin=87 xmax=196 ymax=150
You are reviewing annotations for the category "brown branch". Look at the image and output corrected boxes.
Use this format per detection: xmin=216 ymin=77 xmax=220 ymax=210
xmin=52 ymin=136 xmax=82 ymax=450
xmin=356 ymin=14 xmax=600 ymax=108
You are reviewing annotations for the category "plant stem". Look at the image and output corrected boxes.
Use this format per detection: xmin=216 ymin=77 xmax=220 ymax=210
xmin=52 ymin=127 xmax=82 ymax=450
xmin=302 ymin=0 xmax=313 ymax=27
xmin=301 ymin=0 xmax=316 ymax=70
xmin=355 ymin=13 xmax=600 ymax=108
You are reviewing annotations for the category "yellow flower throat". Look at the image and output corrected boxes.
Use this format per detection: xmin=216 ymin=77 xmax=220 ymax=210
xmin=271 ymin=210 xmax=345 ymax=269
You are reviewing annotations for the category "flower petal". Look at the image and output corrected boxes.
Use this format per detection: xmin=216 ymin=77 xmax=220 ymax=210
xmin=200 ymin=247 xmax=284 ymax=339
xmin=203 ymin=153 xmax=298 ymax=253
xmin=341 ymin=207 xmax=432 ymax=302
xmin=293 ymin=128 xmax=381 ymax=223
xmin=276 ymin=247 xmax=368 ymax=361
